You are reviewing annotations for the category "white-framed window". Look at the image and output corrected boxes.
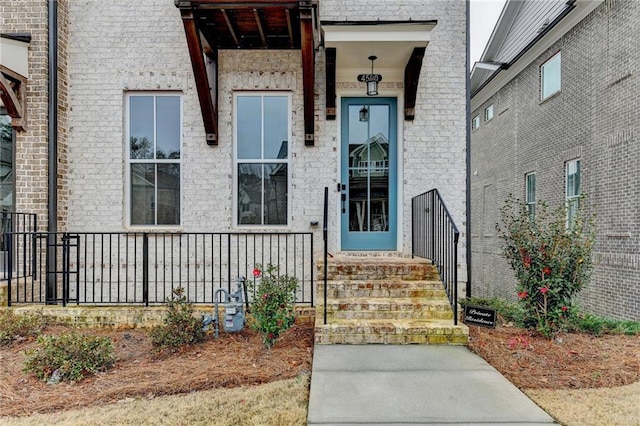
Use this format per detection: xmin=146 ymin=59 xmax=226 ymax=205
xmin=235 ymin=93 xmax=290 ymax=226
xmin=126 ymin=93 xmax=182 ymax=226
xmin=541 ymin=52 xmax=561 ymax=100
xmin=484 ymin=104 xmax=494 ymax=122
xmin=472 ymin=115 xmax=480 ymax=131
xmin=525 ymin=172 xmax=536 ymax=218
xmin=566 ymin=159 xmax=581 ymax=229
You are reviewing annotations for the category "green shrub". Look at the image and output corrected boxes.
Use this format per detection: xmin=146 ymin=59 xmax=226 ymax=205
xmin=569 ymin=312 xmax=640 ymax=336
xmin=250 ymin=264 xmax=298 ymax=348
xmin=23 ymin=331 xmax=115 ymax=382
xmin=150 ymin=287 xmax=205 ymax=351
xmin=497 ymin=195 xmax=596 ymax=337
xmin=0 ymin=309 xmax=47 ymax=346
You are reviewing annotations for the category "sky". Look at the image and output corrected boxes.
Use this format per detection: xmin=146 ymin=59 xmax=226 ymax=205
xmin=470 ymin=0 xmax=507 ymax=64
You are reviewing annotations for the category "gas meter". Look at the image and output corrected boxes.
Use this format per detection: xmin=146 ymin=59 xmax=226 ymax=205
xmin=213 ymin=277 xmax=247 ymax=338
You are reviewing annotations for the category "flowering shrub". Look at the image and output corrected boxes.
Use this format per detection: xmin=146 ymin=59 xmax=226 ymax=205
xmin=497 ymin=195 xmax=595 ymax=337
xmin=250 ymin=264 xmax=298 ymax=348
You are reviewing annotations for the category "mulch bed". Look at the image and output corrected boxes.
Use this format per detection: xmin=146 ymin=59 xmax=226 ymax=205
xmin=467 ymin=325 xmax=640 ymax=390
xmin=0 ymin=320 xmax=314 ymax=417
xmin=2 ymin=319 xmax=639 ymax=418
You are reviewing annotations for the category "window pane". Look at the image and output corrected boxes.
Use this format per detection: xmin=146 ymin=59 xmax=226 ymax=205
xmin=238 ymin=163 xmax=262 ymax=225
xmin=156 ymin=164 xmax=180 ymax=225
xmin=0 ymin=115 xmax=14 ymax=212
xmin=263 ymin=96 xmax=288 ymax=159
xmin=156 ymin=96 xmax=181 ymax=159
xmin=129 ymin=96 xmax=154 ymax=159
xmin=130 ymin=164 xmax=155 ymax=225
xmin=542 ymin=53 xmax=561 ymax=99
xmin=237 ymin=96 xmax=262 ymax=159
xmin=264 ymin=163 xmax=287 ymax=225
xmin=369 ymin=105 xmax=390 ymax=141
xmin=567 ymin=160 xmax=580 ymax=197
xmin=348 ymin=105 xmax=369 ymax=145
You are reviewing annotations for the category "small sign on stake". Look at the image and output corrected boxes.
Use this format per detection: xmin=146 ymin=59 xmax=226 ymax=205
xmin=463 ymin=305 xmax=497 ymax=328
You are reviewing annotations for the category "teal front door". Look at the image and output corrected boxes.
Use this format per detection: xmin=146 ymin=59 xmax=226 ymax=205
xmin=340 ymin=97 xmax=397 ymax=250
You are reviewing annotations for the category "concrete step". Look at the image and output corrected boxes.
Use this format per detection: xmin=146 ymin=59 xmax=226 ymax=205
xmin=322 ymin=297 xmax=454 ymax=320
xmin=317 ymin=279 xmax=446 ymax=299
xmin=314 ymin=318 xmax=468 ymax=345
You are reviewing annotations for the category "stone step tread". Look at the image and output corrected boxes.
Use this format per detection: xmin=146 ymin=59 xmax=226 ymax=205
xmin=320 ymin=279 xmax=444 ymax=288
xmin=317 ymin=255 xmax=432 ymax=265
xmin=321 ymin=297 xmax=452 ymax=308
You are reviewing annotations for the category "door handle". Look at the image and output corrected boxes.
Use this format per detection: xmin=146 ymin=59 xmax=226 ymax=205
xmin=341 ymin=193 xmax=346 ymax=213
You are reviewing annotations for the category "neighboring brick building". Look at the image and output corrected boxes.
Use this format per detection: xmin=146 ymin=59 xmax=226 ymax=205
xmin=471 ymin=0 xmax=639 ymax=320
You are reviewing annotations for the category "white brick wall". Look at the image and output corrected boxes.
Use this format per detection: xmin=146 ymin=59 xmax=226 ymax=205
xmin=67 ymin=0 xmax=467 ymax=269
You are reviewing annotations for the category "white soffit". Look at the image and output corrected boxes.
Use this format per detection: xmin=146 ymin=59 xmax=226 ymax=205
xmin=323 ymin=23 xmax=435 ymax=82
xmin=0 ymin=37 xmax=29 ymax=79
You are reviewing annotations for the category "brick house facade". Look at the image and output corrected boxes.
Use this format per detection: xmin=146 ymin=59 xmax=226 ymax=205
xmin=2 ymin=1 xmax=468 ymax=297
xmin=471 ymin=0 xmax=639 ymax=320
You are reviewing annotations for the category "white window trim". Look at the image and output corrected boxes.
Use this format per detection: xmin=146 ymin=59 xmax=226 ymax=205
xmin=232 ymin=91 xmax=292 ymax=228
xmin=484 ymin=104 xmax=494 ymax=122
xmin=125 ymin=92 xmax=183 ymax=228
xmin=565 ymin=159 xmax=581 ymax=229
xmin=472 ymin=115 xmax=480 ymax=131
xmin=541 ymin=51 xmax=561 ymax=101
xmin=525 ymin=172 xmax=536 ymax=218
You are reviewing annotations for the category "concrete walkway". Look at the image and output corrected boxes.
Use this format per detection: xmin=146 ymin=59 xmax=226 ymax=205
xmin=307 ymin=345 xmax=555 ymax=425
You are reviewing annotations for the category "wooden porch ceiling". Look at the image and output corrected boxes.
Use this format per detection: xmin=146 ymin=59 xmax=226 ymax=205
xmin=175 ymin=0 xmax=319 ymax=145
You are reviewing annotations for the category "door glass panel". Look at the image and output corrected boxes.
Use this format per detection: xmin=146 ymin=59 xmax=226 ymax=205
xmin=347 ymin=104 xmax=390 ymax=232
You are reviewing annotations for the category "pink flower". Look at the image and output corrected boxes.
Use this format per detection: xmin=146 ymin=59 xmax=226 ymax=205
xmin=542 ymin=267 xmax=551 ymax=275
xmin=539 ymin=287 xmax=549 ymax=294
xmin=252 ymin=268 xmax=261 ymax=278
xmin=523 ymin=255 xmax=532 ymax=269
xmin=561 ymin=306 xmax=568 ymax=312
xmin=517 ymin=291 xmax=528 ymax=299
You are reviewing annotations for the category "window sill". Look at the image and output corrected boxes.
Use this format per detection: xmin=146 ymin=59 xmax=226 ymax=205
xmin=540 ymin=90 xmax=561 ymax=104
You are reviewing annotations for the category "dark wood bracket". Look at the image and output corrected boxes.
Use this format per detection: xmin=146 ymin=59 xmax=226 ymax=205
xmin=0 ymin=65 xmax=27 ymax=131
xmin=404 ymin=47 xmax=426 ymax=121
xmin=300 ymin=3 xmax=315 ymax=145
xmin=180 ymin=9 xmax=219 ymax=145
xmin=325 ymin=47 xmax=336 ymax=120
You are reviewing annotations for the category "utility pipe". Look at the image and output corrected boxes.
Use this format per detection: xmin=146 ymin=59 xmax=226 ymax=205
xmin=46 ymin=0 xmax=58 ymax=303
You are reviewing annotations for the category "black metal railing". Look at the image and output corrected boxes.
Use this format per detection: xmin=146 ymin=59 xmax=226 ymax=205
xmin=4 ymin=231 xmax=313 ymax=307
xmin=322 ymin=186 xmax=329 ymax=325
xmin=411 ymin=189 xmax=460 ymax=325
xmin=1 ymin=212 xmax=38 ymax=281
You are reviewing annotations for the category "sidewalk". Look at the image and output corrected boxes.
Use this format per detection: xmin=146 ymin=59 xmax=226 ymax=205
xmin=307 ymin=345 xmax=555 ymax=425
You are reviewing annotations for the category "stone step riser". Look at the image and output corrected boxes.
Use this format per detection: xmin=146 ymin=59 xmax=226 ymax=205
xmin=323 ymin=289 xmax=447 ymax=299
xmin=314 ymin=333 xmax=468 ymax=345
xmin=318 ymin=265 xmax=439 ymax=281
xmin=326 ymin=310 xmax=454 ymax=320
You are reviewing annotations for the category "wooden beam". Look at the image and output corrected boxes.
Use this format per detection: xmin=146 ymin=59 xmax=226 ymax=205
xmin=404 ymin=47 xmax=426 ymax=121
xmin=285 ymin=9 xmax=295 ymax=48
xmin=299 ymin=3 xmax=315 ymax=145
xmin=0 ymin=67 xmax=26 ymax=131
xmin=180 ymin=9 xmax=219 ymax=144
xmin=177 ymin=1 xmax=300 ymax=9
xmin=253 ymin=9 xmax=268 ymax=47
xmin=325 ymin=47 xmax=336 ymax=120
xmin=221 ymin=9 xmax=241 ymax=47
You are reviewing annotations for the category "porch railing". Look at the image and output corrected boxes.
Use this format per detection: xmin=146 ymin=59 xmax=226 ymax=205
xmin=4 ymin=231 xmax=313 ymax=307
xmin=411 ymin=189 xmax=460 ymax=325
xmin=1 ymin=212 xmax=38 ymax=281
